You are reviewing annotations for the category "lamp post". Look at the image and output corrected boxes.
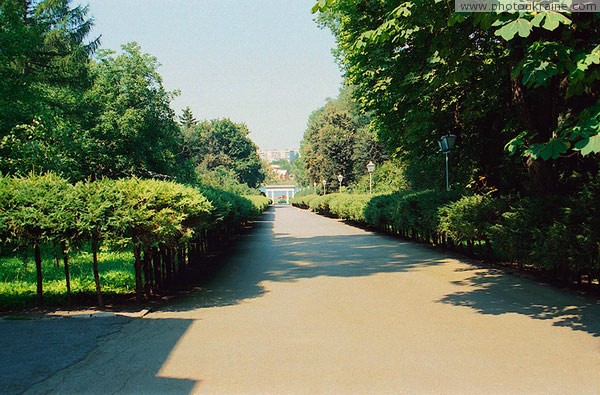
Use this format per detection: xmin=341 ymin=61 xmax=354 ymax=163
xmin=366 ymin=161 xmax=375 ymax=194
xmin=438 ymin=134 xmax=456 ymax=191
xmin=322 ymin=179 xmax=327 ymax=195
xmin=337 ymin=174 xmax=344 ymax=193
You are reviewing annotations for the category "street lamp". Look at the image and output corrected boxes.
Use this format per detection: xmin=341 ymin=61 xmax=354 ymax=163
xmin=366 ymin=161 xmax=375 ymax=194
xmin=337 ymin=174 xmax=344 ymax=193
xmin=438 ymin=134 xmax=456 ymax=191
xmin=322 ymin=179 xmax=327 ymax=195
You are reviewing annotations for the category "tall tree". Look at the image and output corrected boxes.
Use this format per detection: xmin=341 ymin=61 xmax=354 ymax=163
xmin=179 ymin=106 xmax=198 ymax=129
xmin=0 ymin=0 xmax=99 ymax=178
xmin=83 ymin=43 xmax=192 ymax=181
xmin=300 ymin=87 xmax=385 ymax=187
xmin=313 ymin=0 xmax=600 ymax=193
xmin=182 ymin=118 xmax=265 ymax=188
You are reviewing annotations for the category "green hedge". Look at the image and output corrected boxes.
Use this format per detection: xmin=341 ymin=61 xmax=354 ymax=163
xmin=292 ymin=187 xmax=600 ymax=288
xmin=0 ymin=173 xmax=269 ymax=307
xmin=292 ymin=190 xmax=461 ymax=242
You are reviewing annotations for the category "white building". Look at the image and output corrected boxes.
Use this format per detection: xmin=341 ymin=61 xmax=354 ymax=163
xmin=259 ymin=149 xmax=299 ymax=163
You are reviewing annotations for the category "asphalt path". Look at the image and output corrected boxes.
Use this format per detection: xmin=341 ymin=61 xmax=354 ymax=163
xmin=4 ymin=206 xmax=600 ymax=394
xmin=0 ymin=315 xmax=130 ymax=394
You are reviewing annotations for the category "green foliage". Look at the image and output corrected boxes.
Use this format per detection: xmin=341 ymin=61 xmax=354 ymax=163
xmin=108 ymin=178 xmax=213 ymax=250
xmin=0 ymin=0 xmax=99 ymax=179
xmin=438 ymin=194 xmax=508 ymax=242
xmin=270 ymin=159 xmax=292 ymax=171
xmin=243 ymin=195 xmax=271 ymax=218
xmin=353 ymin=159 xmax=410 ymax=194
xmin=294 ymin=187 xmax=600 ymax=286
xmin=290 ymin=156 xmax=309 ymax=187
xmin=493 ymin=13 xmax=571 ymax=41
xmin=299 ymin=87 xmax=386 ymax=187
xmin=182 ymin=118 xmax=265 ymax=188
xmin=85 ymin=43 xmax=189 ymax=180
xmin=293 ymin=190 xmax=462 ymax=238
xmin=197 ymin=166 xmax=260 ymax=195
xmin=328 ymin=193 xmax=371 ymax=222
xmin=3 ymin=173 xmax=74 ymax=247
xmin=0 ymin=173 xmax=269 ymax=308
xmin=179 ymin=106 xmax=198 ymax=129
xmin=314 ymin=0 xmax=600 ymax=195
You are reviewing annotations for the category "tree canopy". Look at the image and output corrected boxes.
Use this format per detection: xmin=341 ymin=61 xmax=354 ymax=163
xmin=0 ymin=0 xmax=99 ymax=178
xmin=300 ymin=87 xmax=386 ymax=187
xmin=313 ymin=0 xmax=600 ymax=194
xmin=181 ymin=118 xmax=266 ymax=188
xmin=83 ymin=43 xmax=190 ymax=180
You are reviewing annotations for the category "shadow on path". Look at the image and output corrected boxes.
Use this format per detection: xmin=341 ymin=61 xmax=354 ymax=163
xmin=6 ymin=317 xmax=198 ymax=394
xmin=165 ymin=207 xmax=447 ymax=311
xmin=438 ymin=269 xmax=600 ymax=337
xmin=0 ymin=316 xmax=129 ymax=394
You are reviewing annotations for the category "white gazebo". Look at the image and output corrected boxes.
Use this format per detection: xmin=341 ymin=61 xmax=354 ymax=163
xmin=263 ymin=184 xmax=297 ymax=204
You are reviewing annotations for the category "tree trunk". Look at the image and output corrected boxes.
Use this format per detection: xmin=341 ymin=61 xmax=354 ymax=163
xmin=61 ymin=241 xmax=71 ymax=304
xmin=153 ymin=247 xmax=162 ymax=291
xmin=165 ymin=248 xmax=173 ymax=286
xmin=91 ymin=235 xmax=104 ymax=307
xmin=143 ymin=249 xmax=152 ymax=297
xmin=485 ymin=239 xmax=494 ymax=261
xmin=34 ymin=242 xmax=43 ymax=307
xmin=133 ymin=245 xmax=144 ymax=303
xmin=178 ymin=247 xmax=185 ymax=273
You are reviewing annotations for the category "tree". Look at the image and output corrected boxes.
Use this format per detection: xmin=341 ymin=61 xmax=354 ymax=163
xmin=313 ymin=0 xmax=600 ymax=193
xmin=82 ymin=43 xmax=192 ymax=181
xmin=300 ymin=87 xmax=385 ymax=187
xmin=290 ymin=156 xmax=308 ymax=187
xmin=271 ymin=159 xmax=292 ymax=171
xmin=182 ymin=118 xmax=265 ymax=188
xmin=179 ymin=106 xmax=198 ymax=129
xmin=4 ymin=173 xmax=74 ymax=307
xmin=0 ymin=0 xmax=99 ymax=179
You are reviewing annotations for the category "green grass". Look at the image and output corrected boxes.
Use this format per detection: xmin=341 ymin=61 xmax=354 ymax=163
xmin=0 ymin=247 xmax=135 ymax=310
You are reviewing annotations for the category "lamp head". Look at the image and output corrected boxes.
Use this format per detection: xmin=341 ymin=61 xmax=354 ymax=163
xmin=439 ymin=134 xmax=456 ymax=153
xmin=366 ymin=161 xmax=375 ymax=173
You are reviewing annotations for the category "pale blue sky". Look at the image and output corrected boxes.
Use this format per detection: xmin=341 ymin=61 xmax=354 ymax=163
xmin=82 ymin=0 xmax=343 ymax=149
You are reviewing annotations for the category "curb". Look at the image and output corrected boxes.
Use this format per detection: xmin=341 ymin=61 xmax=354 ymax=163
xmin=0 ymin=309 xmax=152 ymax=321
xmin=55 ymin=309 xmax=151 ymax=319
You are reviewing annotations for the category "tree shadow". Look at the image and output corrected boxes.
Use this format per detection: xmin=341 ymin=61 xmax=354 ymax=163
xmin=0 ymin=316 xmax=198 ymax=394
xmin=437 ymin=269 xmax=600 ymax=337
xmin=165 ymin=207 xmax=447 ymax=311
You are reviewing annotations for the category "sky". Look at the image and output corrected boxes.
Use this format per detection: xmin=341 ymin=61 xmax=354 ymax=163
xmin=81 ymin=0 xmax=343 ymax=150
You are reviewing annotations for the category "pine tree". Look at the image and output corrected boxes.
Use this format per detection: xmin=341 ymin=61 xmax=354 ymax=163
xmin=179 ymin=106 xmax=198 ymax=129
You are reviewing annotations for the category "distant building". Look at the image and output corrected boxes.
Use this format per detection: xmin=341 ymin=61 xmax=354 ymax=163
xmin=259 ymin=148 xmax=299 ymax=163
xmin=271 ymin=164 xmax=291 ymax=180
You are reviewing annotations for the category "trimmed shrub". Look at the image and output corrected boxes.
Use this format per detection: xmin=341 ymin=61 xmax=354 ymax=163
xmin=289 ymin=186 xmax=600 ymax=288
xmin=439 ymin=194 xmax=510 ymax=257
xmin=0 ymin=174 xmax=269 ymax=308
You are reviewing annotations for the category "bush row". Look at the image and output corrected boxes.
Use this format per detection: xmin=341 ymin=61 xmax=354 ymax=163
xmin=292 ymin=190 xmax=462 ymax=244
xmin=292 ymin=185 xmax=600 ymax=288
xmin=0 ymin=173 xmax=269 ymax=306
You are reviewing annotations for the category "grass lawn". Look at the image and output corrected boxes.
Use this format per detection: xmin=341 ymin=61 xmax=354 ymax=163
xmin=0 ymin=247 xmax=135 ymax=310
